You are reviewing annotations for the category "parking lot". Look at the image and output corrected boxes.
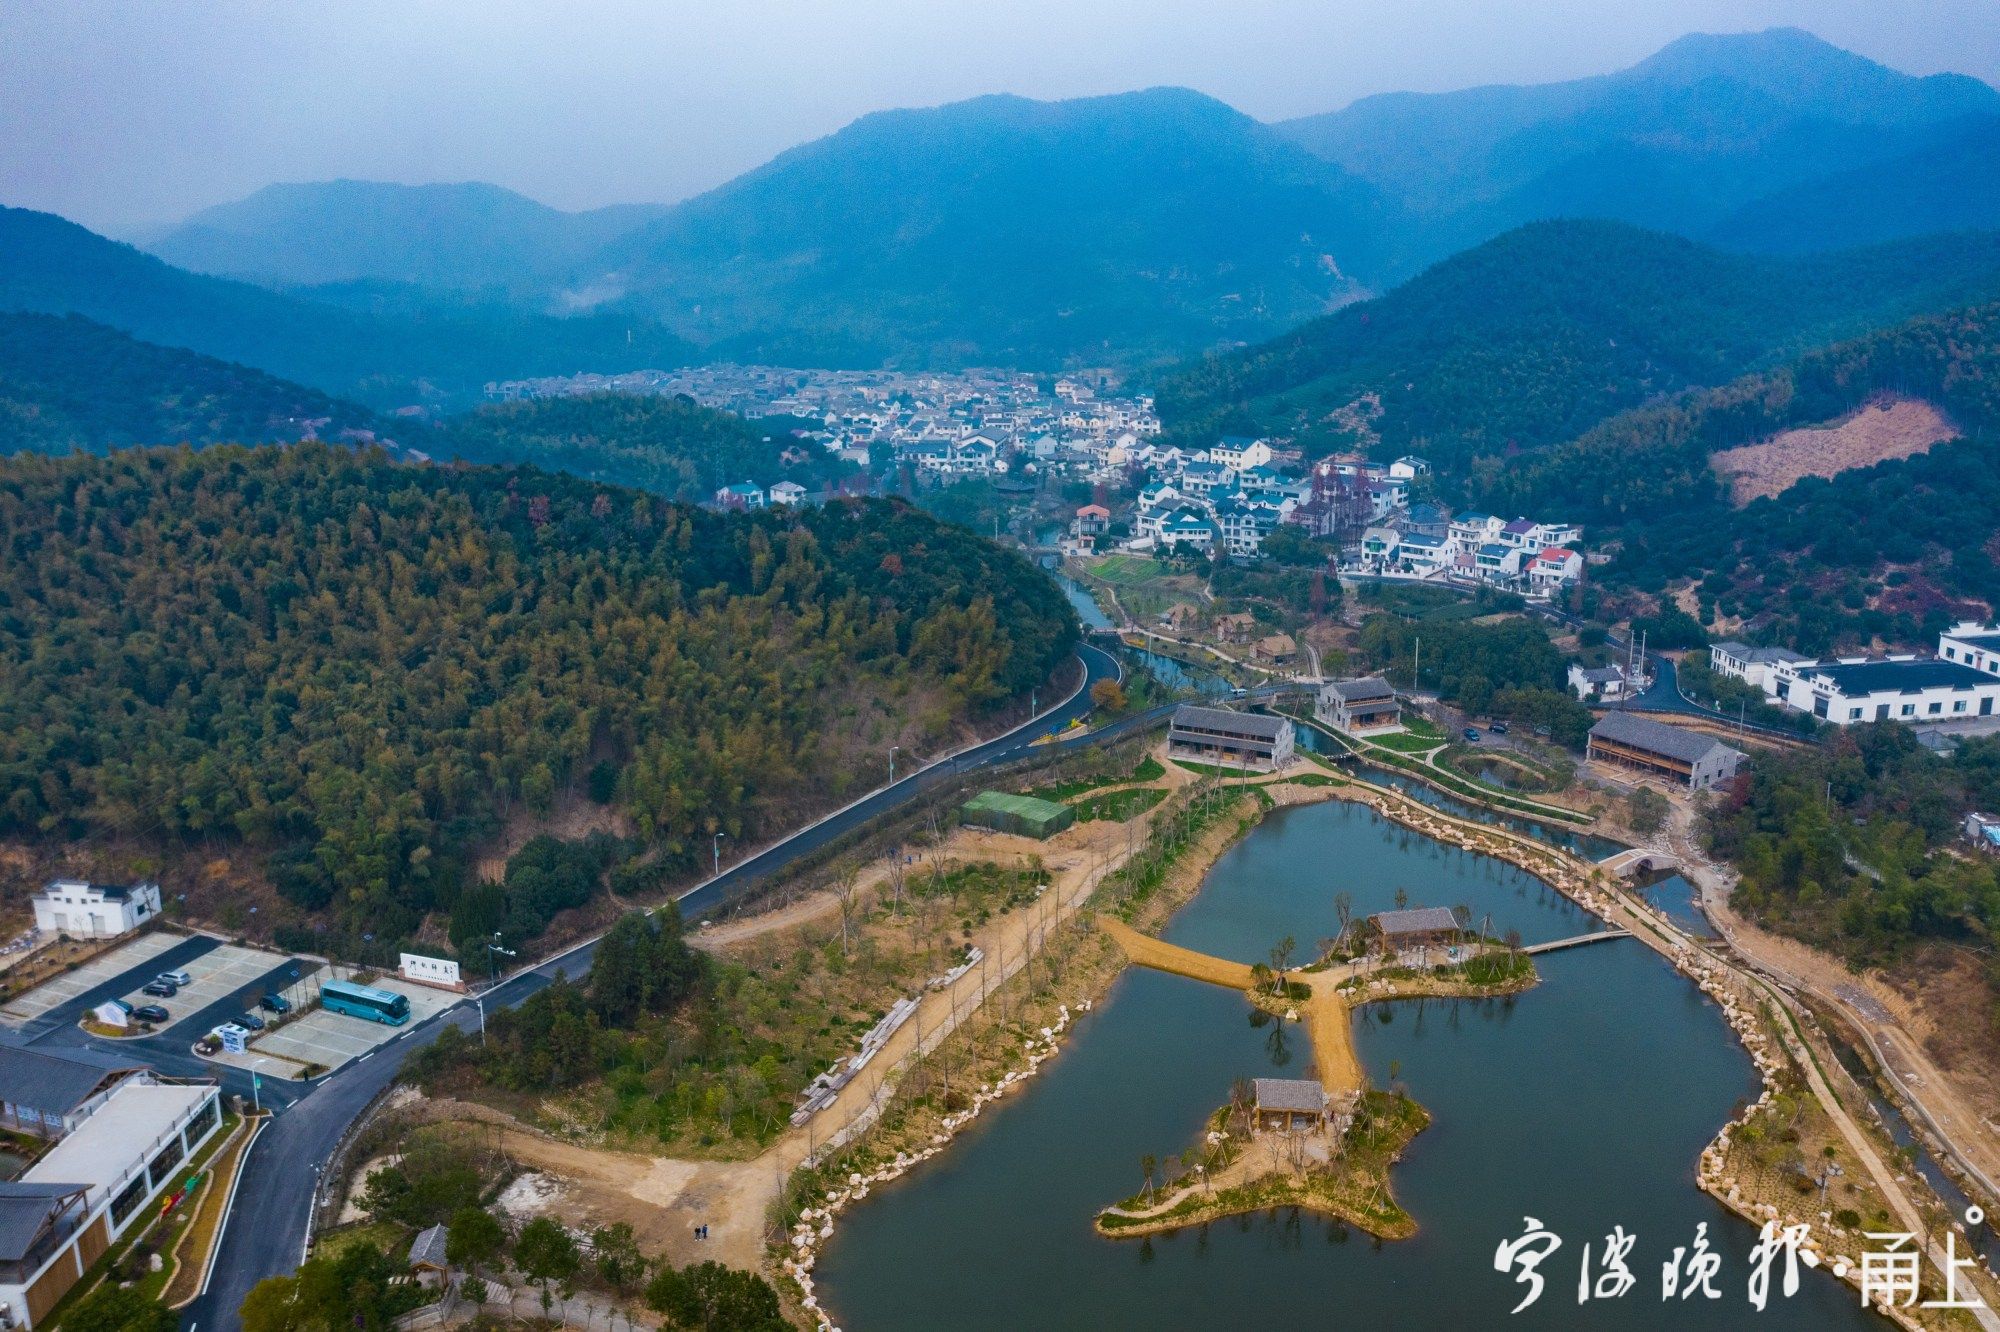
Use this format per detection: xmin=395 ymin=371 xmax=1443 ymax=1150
xmin=0 ymin=932 xmax=188 ymax=1022
xmin=117 ymin=944 xmax=303 ymax=1035
xmin=241 ymin=976 xmax=461 ymax=1078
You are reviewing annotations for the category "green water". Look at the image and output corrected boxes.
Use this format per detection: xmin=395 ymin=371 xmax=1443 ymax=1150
xmin=814 ymin=800 xmax=1877 ymax=1329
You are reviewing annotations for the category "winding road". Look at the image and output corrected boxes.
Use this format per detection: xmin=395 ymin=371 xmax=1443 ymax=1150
xmin=180 ymin=642 xmax=1146 ymax=1328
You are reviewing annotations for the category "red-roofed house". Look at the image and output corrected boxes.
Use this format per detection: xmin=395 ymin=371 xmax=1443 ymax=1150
xmin=1073 ymin=504 xmax=1110 ymax=537
xmin=1529 ymin=547 xmax=1582 ymax=592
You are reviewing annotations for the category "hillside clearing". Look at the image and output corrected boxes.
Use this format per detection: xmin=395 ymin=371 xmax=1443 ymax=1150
xmin=1711 ymin=395 xmax=1957 ymax=505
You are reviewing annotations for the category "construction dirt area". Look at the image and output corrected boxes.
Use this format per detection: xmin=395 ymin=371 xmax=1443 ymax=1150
xmin=1711 ymin=395 xmax=1957 ymax=506
xmin=395 ymin=801 xmax=1168 ymax=1274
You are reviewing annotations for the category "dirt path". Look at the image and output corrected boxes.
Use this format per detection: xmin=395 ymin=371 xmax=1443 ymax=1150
xmin=433 ymin=813 xmax=1155 ymax=1277
xmin=1660 ymin=806 xmax=2000 ymax=1210
xmin=1099 ymin=912 xmax=1364 ymax=1095
xmin=1096 ymin=915 xmax=1255 ymax=988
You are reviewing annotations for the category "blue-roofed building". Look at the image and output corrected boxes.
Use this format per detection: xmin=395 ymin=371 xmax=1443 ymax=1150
xmin=1159 ymin=510 xmax=1216 ymax=554
xmin=713 ymin=481 xmax=767 ymax=510
xmin=1966 ymin=813 xmax=2000 ymax=854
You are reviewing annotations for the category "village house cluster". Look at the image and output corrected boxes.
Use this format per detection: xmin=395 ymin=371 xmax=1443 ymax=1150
xmin=1359 ymin=506 xmax=1585 ymax=595
xmin=488 ymin=363 xmax=1160 ymax=492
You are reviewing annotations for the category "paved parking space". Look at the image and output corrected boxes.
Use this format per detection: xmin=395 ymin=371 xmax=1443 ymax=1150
xmin=117 ymin=944 xmax=293 ymax=1031
xmin=241 ymin=977 xmax=461 ymax=1078
xmin=0 ymin=932 xmax=192 ymax=1022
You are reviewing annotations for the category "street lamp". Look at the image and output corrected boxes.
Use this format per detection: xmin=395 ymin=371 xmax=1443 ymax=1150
xmin=250 ymin=1058 xmax=267 ymax=1115
xmin=889 ymin=746 xmax=901 ymax=784
xmin=484 ymin=933 xmax=515 ymax=988
xmin=713 ymin=832 xmax=728 ymax=879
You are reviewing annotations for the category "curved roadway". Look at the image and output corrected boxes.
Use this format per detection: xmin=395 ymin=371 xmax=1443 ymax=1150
xmin=184 ymin=642 xmax=1142 ymax=1327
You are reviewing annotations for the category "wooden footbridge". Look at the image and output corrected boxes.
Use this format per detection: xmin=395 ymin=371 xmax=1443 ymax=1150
xmin=1522 ymin=929 xmax=1633 ymax=955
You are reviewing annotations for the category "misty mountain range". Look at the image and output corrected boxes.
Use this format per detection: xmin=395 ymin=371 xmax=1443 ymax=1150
xmin=9 ymin=26 xmax=2000 ymax=397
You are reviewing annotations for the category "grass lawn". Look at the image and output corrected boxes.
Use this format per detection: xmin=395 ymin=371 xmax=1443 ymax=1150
xmin=1364 ymin=731 xmax=1446 ymax=754
xmin=315 ymin=1219 xmax=409 ymax=1262
xmin=1072 ymin=787 xmax=1168 ymax=822
xmin=1086 ymin=554 xmax=1173 ymax=587
xmin=1026 ymin=755 xmax=1166 ymax=803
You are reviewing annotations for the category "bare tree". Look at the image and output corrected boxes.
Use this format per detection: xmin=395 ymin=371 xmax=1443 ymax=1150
xmin=1334 ymin=891 xmax=1354 ymax=949
xmin=832 ymin=862 xmax=864 ymax=957
xmin=886 ymin=848 xmax=908 ymax=918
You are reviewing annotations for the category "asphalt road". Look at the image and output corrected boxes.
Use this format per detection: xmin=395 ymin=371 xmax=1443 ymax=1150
xmin=182 ymin=642 xmax=1147 ymax=1328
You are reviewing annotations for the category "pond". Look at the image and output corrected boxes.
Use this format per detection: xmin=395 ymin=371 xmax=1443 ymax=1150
xmin=815 ymin=800 xmax=1875 ymax=1329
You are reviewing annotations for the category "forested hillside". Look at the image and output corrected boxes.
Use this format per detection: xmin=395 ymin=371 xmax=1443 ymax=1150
xmin=1705 ymin=115 xmax=2000 ymax=254
xmin=435 ymin=394 xmax=849 ymax=504
xmin=1714 ymin=724 xmax=2000 ymax=1000
xmin=558 ymin=87 xmax=1392 ymax=367
xmin=0 ymin=206 xmax=694 ymax=407
xmin=0 ymin=311 xmax=376 ymax=455
xmin=1504 ymin=302 xmax=2000 ymax=652
xmin=0 ymin=445 xmax=1075 ymax=953
xmin=1156 ymin=222 xmax=2000 ymax=469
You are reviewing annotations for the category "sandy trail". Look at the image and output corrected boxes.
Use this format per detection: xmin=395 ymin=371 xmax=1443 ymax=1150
xmin=1099 ymin=913 xmax=1363 ymax=1095
xmin=432 ymin=814 xmax=1152 ymax=1273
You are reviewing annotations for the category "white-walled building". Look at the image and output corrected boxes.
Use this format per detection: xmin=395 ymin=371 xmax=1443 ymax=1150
xmin=1938 ymin=622 xmax=2000 ymax=677
xmin=0 ymin=1079 xmax=222 ymax=1328
xmin=30 ymin=882 xmax=160 ymax=940
xmin=1767 ymin=657 xmax=2000 ymax=725
xmin=1208 ymin=436 xmax=1273 ymax=472
xmin=1709 ymin=641 xmax=1811 ymax=691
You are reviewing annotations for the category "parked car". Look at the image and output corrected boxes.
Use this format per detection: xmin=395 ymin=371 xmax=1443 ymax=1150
xmin=235 ymin=1012 xmax=266 ymax=1031
xmin=133 ymin=1004 xmax=170 ymax=1024
xmin=141 ymin=979 xmax=178 ymax=998
xmin=156 ymin=970 xmax=192 ymax=987
xmin=259 ymin=993 xmax=291 ymax=1015
xmin=1490 ymin=721 xmax=1510 ymax=734
xmin=1462 ymin=728 xmax=1482 ymax=742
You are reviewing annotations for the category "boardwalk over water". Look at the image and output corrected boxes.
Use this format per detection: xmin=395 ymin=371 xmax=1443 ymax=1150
xmin=1522 ymin=929 xmax=1633 ymax=955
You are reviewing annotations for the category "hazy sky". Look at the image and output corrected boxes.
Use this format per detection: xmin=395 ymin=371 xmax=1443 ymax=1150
xmin=6 ymin=0 xmax=1998 ymax=231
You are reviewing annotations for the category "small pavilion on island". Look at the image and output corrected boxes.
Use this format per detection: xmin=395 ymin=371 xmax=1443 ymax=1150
xmin=1252 ymin=1077 xmax=1332 ymax=1132
xmin=1365 ymin=907 xmax=1460 ymax=951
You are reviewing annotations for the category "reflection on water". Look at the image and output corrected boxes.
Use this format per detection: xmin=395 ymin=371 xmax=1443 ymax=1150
xmin=816 ymin=801 xmax=1872 ymax=1330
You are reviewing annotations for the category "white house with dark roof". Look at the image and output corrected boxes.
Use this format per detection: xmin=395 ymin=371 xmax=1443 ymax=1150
xmin=1158 ymin=510 xmax=1217 ymax=554
xmin=1318 ymin=677 xmax=1402 ymax=733
xmin=1939 ymin=622 xmax=2000 ymax=677
xmin=1209 ymin=436 xmax=1272 ymax=471
xmin=1709 ymin=641 xmax=1812 ymax=691
xmin=30 ymin=881 xmax=159 ymax=940
xmin=1768 ymin=657 xmax=2000 ymax=725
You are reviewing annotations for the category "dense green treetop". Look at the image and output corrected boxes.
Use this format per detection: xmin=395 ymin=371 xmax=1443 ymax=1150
xmin=435 ymin=392 xmax=846 ymax=504
xmin=0 ymin=311 xmax=376 ymax=456
xmin=0 ymin=444 xmax=1075 ymax=947
xmin=1157 ymin=222 xmax=2000 ymax=470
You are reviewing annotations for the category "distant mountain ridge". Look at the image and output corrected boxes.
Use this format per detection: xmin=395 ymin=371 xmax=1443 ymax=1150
xmin=144 ymin=179 xmax=670 ymax=295
xmin=585 ymin=86 xmax=1394 ymax=366
xmin=104 ymin=27 xmax=2000 ymax=371
xmin=0 ymin=205 xmax=695 ymax=408
xmin=1274 ymin=27 xmax=2000 ymax=274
